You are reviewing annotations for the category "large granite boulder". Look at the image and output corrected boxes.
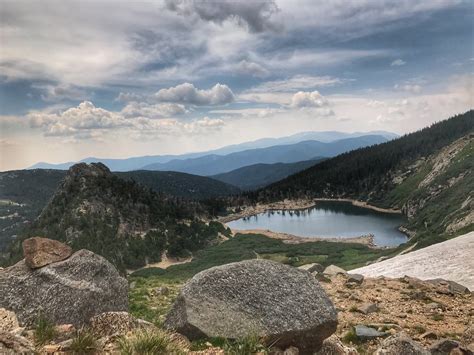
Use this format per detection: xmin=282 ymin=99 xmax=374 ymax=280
xmin=22 ymin=237 xmax=72 ymax=269
xmin=0 ymin=249 xmax=128 ymax=327
xmin=164 ymin=259 xmax=337 ymax=354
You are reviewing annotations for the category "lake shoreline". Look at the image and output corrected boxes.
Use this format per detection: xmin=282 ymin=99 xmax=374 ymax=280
xmin=221 ymin=198 xmax=408 ymax=248
xmin=231 ymin=228 xmax=379 ymax=248
xmin=219 ymin=198 xmax=403 ymax=224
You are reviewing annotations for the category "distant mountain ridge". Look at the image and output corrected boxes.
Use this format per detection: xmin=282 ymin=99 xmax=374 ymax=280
xmin=211 ymin=158 xmax=326 ymax=190
xmin=143 ymin=135 xmax=389 ymax=176
xmin=27 ymin=130 xmax=397 ymax=171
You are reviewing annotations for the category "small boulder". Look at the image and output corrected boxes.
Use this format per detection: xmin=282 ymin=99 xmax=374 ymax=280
xmin=323 ymin=265 xmax=347 ymax=276
xmin=354 ymin=325 xmax=387 ymax=340
xmin=429 ymin=339 xmax=462 ymax=355
xmin=0 ymin=309 xmax=19 ymax=333
xmin=0 ymin=249 xmax=128 ymax=327
xmin=0 ymin=331 xmax=35 ymax=354
xmin=314 ymin=335 xmax=358 ymax=354
xmin=164 ymin=259 xmax=337 ymax=354
xmin=358 ymin=303 xmax=379 ymax=315
xmin=22 ymin=237 xmax=72 ymax=269
xmin=346 ymin=274 xmax=364 ymax=285
xmin=298 ymin=263 xmax=324 ymax=274
xmin=375 ymin=333 xmax=429 ymax=354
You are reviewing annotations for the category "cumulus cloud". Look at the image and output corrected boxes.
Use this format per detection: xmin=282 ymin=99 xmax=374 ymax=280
xmin=248 ymin=75 xmax=345 ymax=93
xmin=26 ymin=101 xmax=226 ymax=139
xmin=290 ymin=91 xmax=329 ymax=109
xmin=165 ymin=0 xmax=280 ymax=33
xmin=391 ymin=59 xmax=406 ymax=66
xmin=153 ymin=83 xmax=234 ymax=106
xmin=28 ymin=101 xmax=131 ymax=138
xmin=236 ymin=60 xmax=269 ymax=78
xmin=121 ymin=102 xmax=187 ymax=119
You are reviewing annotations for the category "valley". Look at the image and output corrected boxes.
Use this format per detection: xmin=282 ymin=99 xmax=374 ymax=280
xmin=0 ymin=112 xmax=473 ymax=355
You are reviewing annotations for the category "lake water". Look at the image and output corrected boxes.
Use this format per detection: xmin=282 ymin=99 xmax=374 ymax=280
xmin=227 ymin=201 xmax=408 ymax=247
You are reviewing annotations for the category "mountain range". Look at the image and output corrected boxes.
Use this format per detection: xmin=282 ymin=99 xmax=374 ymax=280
xmin=142 ymin=135 xmax=389 ymax=175
xmin=28 ymin=130 xmax=397 ymax=172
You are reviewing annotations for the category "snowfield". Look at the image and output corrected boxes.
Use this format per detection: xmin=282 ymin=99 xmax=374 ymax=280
xmin=352 ymin=231 xmax=474 ymax=290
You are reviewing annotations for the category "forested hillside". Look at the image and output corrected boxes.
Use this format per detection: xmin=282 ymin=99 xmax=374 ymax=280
xmin=252 ymin=111 xmax=473 ymax=246
xmin=6 ymin=163 xmax=230 ymax=271
xmin=212 ymin=158 xmax=325 ymax=190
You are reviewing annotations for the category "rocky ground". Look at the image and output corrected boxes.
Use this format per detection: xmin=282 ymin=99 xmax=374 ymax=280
xmin=1 ymin=236 xmax=473 ymax=354
xmin=321 ymin=272 xmax=473 ymax=354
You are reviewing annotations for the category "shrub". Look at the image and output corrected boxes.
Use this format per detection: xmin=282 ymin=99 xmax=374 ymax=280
xmin=118 ymin=329 xmax=183 ymax=355
xmin=70 ymin=329 xmax=97 ymax=354
xmin=34 ymin=313 xmax=57 ymax=346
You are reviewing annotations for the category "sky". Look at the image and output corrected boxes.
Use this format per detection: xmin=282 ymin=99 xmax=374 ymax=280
xmin=0 ymin=0 xmax=473 ymax=171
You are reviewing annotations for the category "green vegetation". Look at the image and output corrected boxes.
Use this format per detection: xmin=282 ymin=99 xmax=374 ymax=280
xmin=129 ymin=279 xmax=182 ymax=325
xmin=131 ymin=233 xmax=387 ymax=281
xmin=6 ymin=163 xmax=232 ymax=271
xmin=222 ymin=334 xmax=270 ymax=355
xmin=118 ymin=329 xmax=184 ymax=355
xmin=70 ymin=329 xmax=98 ymax=354
xmin=0 ymin=167 xmax=238 ymax=257
xmin=34 ymin=314 xmax=57 ymax=347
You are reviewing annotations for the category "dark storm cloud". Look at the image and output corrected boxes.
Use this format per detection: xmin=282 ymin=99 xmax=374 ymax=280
xmin=165 ymin=0 xmax=281 ymax=33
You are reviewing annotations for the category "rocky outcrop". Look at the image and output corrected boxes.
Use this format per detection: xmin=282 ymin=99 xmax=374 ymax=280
xmin=0 ymin=248 xmax=128 ymax=327
xmin=22 ymin=237 xmax=72 ymax=268
xmin=164 ymin=259 xmax=337 ymax=354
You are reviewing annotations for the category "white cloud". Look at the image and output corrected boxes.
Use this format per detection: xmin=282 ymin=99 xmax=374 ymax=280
xmin=25 ymin=100 xmax=227 ymax=140
xmin=28 ymin=101 xmax=131 ymax=138
xmin=153 ymin=83 xmax=234 ymax=106
xmin=236 ymin=60 xmax=270 ymax=78
xmin=290 ymin=91 xmax=329 ymax=108
xmin=121 ymin=102 xmax=187 ymax=119
xmin=165 ymin=0 xmax=281 ymax=33
xmin=247 ymin=75 xmax=345 ymax=93
xmin=391 ymin=59 xmax=406 ymax=66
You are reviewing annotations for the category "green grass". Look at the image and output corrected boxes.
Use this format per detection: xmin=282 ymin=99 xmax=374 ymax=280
xmin=222 ymin=334 xmax=270 ymax=355
xmin=70 ymin=329 xmax=98 ymax=354
xmin=131 ymin=233 xmax=387 ymax=282
xmin=34 ymin=314 xmax=57 ymax=347
xmin=118 ymin=329 xmax=185 ymax=355
xmin=129 ymin=279 xmax=182 ymax=325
